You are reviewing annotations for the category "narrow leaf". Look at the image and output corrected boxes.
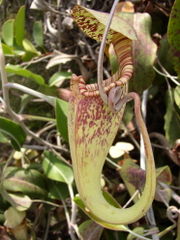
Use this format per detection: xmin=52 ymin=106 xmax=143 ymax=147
xmin=129 ymin=13 xmax=157 ymax=93
xmin=46 ymin=53 xmax=76 ymax=69
xmin=0 ymin=132 xmax=8 ymax=143
xmin=33 ymin=20 xmax=43 ymax=47
xmin=167 ymin=0 xmax=180 ymax=77
xmin=49 ymin=71 xmax=72 ymax=87
xmin=1 ymin=19 xmax=14 ymax=46
xmin=22 ymin=38 xmax=41 ymax=55
xmin=14 ymin=6 xmax=25 ymax=46
xmin=42 ymin=151 xmax=73 ymax=184
xmin=3 ymin=167 xmax=47 ymax=198
xmin=156 ymin=166 xmax=172 ymax=185
xmin=47 ymin=181 xmax=69 ymax=200
xmin=79 ymin=220 xmax=103 ymax=240
xmin=164 ymin=93 xmax=180 ymax=145
xmin=174 ymin=86 xmax=180 ymax=108
xmin=6 ymin=193 xmax=32 ymax=211
xmin=6 ymin=64 xmax=45 ymax=85
xmin=0 ymin=117 xmax=26 ymax=150
xmin=120 ymin=159 xmax=141 ymax=203
xmin=1 ymin=188 xmax=31 ymax=211
xmin=56 ymin=98 xmax=68 ymax=142
xmin=2 ymin=43 xmax=16 ymax=56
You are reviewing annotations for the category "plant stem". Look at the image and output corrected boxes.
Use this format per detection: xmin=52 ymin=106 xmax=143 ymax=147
xmin=43 ymin=212 xmax=51 ymax=240
xmin=0 ymin=42 xmax=18 ymax=119
xmin=153 ymin=66 xmax=179 ymax=86
xmin=106 ymin=157 xmax=122 ymax=169
xmin=5 ymin=82 xmax=55 ymax=107
xmin=97 ymin=0 xmax=119 ymax=104
xmin=21 ymin=114 xmax=55 ymax=122
xmin=68 ymin=184 xmax=81 ymax=240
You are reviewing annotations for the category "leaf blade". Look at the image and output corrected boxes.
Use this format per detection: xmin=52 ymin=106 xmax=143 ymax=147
xmin=1 ymin=19 xmax=14 ymax=46
xmin=6 ymin=64 xmax=45 ymax=85
xmin=0 ymin=117 xmax=26 ymax=150
xmin=14 ymin=6 xmax=25 ymax=46
xmin=167 ymin=0 xmax=180 ymax=77
xmin=56 ymin=98 xmax=68 ymax=142
xmin=42 ymin=151 xmax=73 ymax=184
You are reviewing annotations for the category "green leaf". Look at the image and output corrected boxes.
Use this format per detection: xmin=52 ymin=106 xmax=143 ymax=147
xmin=156 ymin=166 xmax=172 ymax=185
xmin=14 ymin=5 xmax=26 ymax=46
xmin=174 ymin=86 xmax=180 ymax=108
xmin=3 ymin=167 xmax=47 ymax=198
xmin=55 ymin=98 xmax=68 ymax=142
xmin=119 ymin=159 xmax=140 ymax=203
xmin=42 ymin=151 xmax=74 ymax=184
xmin=1 ymin=186 xmax=31 ymax=211
xmin=1 ymin=19 xmax=14 ymax=46
xmin=164 ymin=92 xmax=180 ymax=145
xmin=1 ymin=43 xmax=16 ymax=56
xmin=127 ymin=227 xmax=144 ymax=240
xmin=79 ymin=220 xmax=103 ymax=240
xmin=6 ymin=64 xmax=45 ymax=85
xmin=129 ymin=13 xmax=157 ymax=93
xmin=72 ymin=5 xmax=137 ymax=43
xmin=47 ymin=181 xmax=69 ymax=200
xmin=167 ymin=0 xmax=180 ymax=77
xmin=0 ymin=117 xmax=26 ymax=150
xmin=33 ymin=20 xmax=43 ymax=47
xmin=46 ymin=53 xmax=75 ymax=69
xmin=5 ymin=193 xmax=32 ymax=211
xmin=4 ymin=207 xmax=25 ymax=228
xmin=49 ymin=71 xmax=72 ymax=87
xmin=0 ymin=132 xmax=8 ymax=143
xmin=22 ymin=38 xmax=41 ymax=55
xmin=157 ymin=37 xmax=174 ymax=73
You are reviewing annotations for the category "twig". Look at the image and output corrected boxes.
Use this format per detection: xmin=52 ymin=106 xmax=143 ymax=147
xmin=5 ymin=82 xmax=55 ymax=107
xmin=43 ymin=212 xmax=51 ymax=240
xmin=122 ymin=121 xmax=140 ymax=149
xmin=36 ymin=123 xmax=56 ymax=137
xmin=55 ymin=185 xmax=78 ymax=240
xmin=106 ymin=157 xmax=122 ymax=170
xmin=156 ymin=59 xmax=180 ymax=86
xmin=23 ymin=144 xmax=48 ymax=150
xmin=68 ymin=184 xmax=81 ymax=240
xmin=57 ymin=0 xmax=62 ymax=52
xmin=153 ymin=66 xmax=179 ymax=86
xmin=20 ymin=114 xmax=55 ymax=122
xmin=20 ymin=53 xmax=53 ymax=68
xmin=0 ymin=42 xmax=17 ymax=118
xmin=97 ymin=0 xmax=119 ymax=104
xmin=122 ymin=190 xmax=140 ymax=208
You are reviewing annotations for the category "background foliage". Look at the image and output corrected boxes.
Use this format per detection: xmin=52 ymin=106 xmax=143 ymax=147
xmin=0 ymin=0 xmax=179 ymax=240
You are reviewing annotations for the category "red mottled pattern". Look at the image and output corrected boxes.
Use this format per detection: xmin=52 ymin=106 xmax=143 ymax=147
xmin=69 ymin=5 xmax=132 ymax=182
xmin=72 ymin=5 xmax=117 ymax=43
xmin=68 ymin=76 xmax=126 ymax=169
xmin=77 ymin=38 xmax=132 ymax=97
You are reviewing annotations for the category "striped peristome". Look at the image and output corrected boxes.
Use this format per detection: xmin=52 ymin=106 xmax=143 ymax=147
xmin=71 ymin=5 xmax=133 ymax=97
